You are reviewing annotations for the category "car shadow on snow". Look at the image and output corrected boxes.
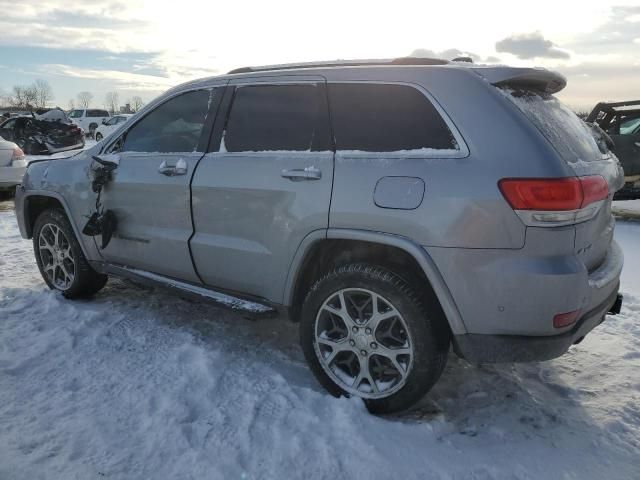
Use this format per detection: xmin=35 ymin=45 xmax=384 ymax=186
xmin=91 ymin=276 xmax=611 ymax=439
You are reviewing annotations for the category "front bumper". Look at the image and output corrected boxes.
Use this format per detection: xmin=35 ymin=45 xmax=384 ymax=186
xmin=453 ymin=287 xmax=621 ymax=363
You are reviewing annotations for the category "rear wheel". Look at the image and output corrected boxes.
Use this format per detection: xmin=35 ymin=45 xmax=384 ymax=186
xmin=300 ymin=264 xmax=449 ymax=414
xmin=33 ymin=208 xmax=108 ymax=298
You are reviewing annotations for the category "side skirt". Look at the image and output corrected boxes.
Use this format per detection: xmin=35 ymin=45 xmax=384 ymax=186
xmin=91 ymin=261 xmax=280 ymax=318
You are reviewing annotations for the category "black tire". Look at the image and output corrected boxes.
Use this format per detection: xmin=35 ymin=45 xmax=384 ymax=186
xmin=300 ymin=264 xmax=449 ymax=414
xmin=33 ymin=208 xmax=108 ymax=298
xmin=95 ymin=132 xmax=103 ymax=141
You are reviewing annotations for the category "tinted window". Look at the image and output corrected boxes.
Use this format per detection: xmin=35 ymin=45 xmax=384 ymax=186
xmin=620 ymin=117 xmax=640 ymax=135
xmin=123 ymin=89 xmax=212 ymax=153
xmin=224 ymin=84 xmax=326 ymax=152
xmin=69 ymin=110 xmax=83 ymax=118
xmin=1 ymin=119 xmax=16 ymax=129
xmin=328 ymin=84 xmax=457 ymax=152
xmin=87 ymin=110 xmax=109 ymax=117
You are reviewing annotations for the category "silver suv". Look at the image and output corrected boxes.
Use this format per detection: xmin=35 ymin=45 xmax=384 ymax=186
xmin=15 ymin=58 xmax=625 ymax=413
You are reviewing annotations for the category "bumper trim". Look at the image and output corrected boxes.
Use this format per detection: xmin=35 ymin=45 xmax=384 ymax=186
xmin=453 ymin=285 xmax=620 ymax=363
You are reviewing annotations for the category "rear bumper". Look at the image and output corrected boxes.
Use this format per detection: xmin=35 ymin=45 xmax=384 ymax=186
xmin=453 ymin=288 xmax=621 ymax=363
xmin=0 ymin=165 xmax=26 ymax=189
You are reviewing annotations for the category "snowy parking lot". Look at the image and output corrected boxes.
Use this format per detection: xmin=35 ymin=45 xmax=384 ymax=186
xmin=0 ymin=196 xmax=639 ymax=479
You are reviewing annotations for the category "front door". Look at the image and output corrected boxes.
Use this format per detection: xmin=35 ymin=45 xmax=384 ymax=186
xmin=190 ymin=78 xmax=334 ymax=302
xmin=98 ymin=87 xmax=223 ymax=282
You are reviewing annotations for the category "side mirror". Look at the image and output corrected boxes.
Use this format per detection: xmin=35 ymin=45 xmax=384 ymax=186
xmin=102 ymin=119 xmax=107 ymax=125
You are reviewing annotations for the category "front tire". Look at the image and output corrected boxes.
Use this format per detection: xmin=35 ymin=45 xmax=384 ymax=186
xmin=33 ymin=208 xmax=108 ymax=298
xmin=300 ymin=264 xmax=449 ymax=414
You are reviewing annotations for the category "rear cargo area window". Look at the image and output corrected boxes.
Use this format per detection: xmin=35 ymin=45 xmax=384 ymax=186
xmin=328 ymin=83 xmax=457 ymax=152
xmin=223 ymin=84 xmax=326 ymax=152
xmin=499 ymin=88 xmax=604 ymax=163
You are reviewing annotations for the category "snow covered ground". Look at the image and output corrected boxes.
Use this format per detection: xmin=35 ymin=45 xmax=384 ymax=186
xmin=0 ymin=203 xmax=638 ymax=480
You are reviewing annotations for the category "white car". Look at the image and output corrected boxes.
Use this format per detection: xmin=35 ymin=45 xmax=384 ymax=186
xmin=68 ymin=109 xmax=111 ymax=138
xmin=0 ymin=137 xmax=26 ymax=191
xmin=94 ymin=114 xmax=133 ymax=141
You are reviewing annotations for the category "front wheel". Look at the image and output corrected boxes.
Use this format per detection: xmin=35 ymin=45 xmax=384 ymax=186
xmin=300 ymin=264 xmax=449 ymax=414
xmin=33 ymin=208 xmax=108 ymax=298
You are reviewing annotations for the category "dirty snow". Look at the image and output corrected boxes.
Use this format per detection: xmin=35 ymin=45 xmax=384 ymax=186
xmin=0 ymin=205 xmax=639 ymax=480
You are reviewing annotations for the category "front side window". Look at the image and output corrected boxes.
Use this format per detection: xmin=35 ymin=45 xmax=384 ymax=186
xmin=122 ymin=89 xmax=213 ymax=153
xmin=223 ymin=84 xmax=327 ymax=152
xmin=105 ymin=117 xmax=119 ymax=126
xmin=69 ymin=110 xmax=83 ymax=118
xmin=328 ymin=83 xmax=458 ymax=152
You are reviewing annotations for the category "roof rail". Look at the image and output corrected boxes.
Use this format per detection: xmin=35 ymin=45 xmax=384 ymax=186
xmin=227 ymin=57 xmax=449 ymax=74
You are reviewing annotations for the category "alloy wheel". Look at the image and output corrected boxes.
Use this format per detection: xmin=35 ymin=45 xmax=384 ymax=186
xmin=38 ymin=223 xmax=76 ymax=290
xmin=314 ymin=288 xmax=414 ymax=399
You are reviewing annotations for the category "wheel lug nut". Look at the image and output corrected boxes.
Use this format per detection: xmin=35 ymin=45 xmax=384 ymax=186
xmin=349 ymin=340 xmax=355 ymax=346
xmin=360 ymin=350 xmax=367 ymax=356
xmin=365 ymin=328 xmax=372 ymax=334
xmin=371 ymin=343 xmax=377 ymax=349
xmin=352 ymin=326 xmax=358 ymax=333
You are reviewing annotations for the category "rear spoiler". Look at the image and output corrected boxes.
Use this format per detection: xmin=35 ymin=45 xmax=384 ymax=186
xmin=471 ymin=67 xmax=567 ymax=94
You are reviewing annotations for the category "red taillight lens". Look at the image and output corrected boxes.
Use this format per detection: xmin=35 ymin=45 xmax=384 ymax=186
xmin=553 ymin=310 xmax=580 ymax=329
xmin=580 ymin=175 xmax=609 ymax=207
xmin=11 ymin=147 xmax=25 ymax=160
xmin=499 ymin=176 xmax=608 ymax=211
xmin=499 ymin=178 xmax=582 ymax=211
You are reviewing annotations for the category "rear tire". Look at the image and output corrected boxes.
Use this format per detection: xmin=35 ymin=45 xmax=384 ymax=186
xmin=33 ymin=208 xmax=108 ymax=298
xmin=300 ymin=264 xmax=449 ymax=414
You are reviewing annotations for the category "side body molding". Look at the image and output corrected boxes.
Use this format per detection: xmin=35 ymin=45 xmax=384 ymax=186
xmin=282 ymin=228 xmax=468 ymax=335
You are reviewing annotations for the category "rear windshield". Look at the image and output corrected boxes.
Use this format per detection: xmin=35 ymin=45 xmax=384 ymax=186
xmin=500 ymin=88 xmax=605 ymax=163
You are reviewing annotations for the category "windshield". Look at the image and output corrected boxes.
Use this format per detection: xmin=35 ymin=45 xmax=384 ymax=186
xmin=500 ymin=88 xmax=605 ymax=164
xmin=69 ymin=110 xmax=83 ymax=118
xmin=620 ymin=117 xmax=640 ymax=135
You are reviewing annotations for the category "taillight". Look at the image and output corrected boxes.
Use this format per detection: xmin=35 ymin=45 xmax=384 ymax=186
xmin=553 ymin=310 xmax=580 ymax=329
xmin=499 ymin=176 xmax=609 ymax=226
xmin=12 ymin=147 xmax=25 ymax=160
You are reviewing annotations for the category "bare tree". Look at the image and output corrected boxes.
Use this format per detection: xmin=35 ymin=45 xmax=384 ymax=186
xmin=77 ymin=91 xmax=93 ymax=109
xmin=130 ymin=95 xmax=145 ymax=112
xmin=33 ymin=79 xmax=54 ymax=109
xmin=104 ymin=91 xmax=119 ymax=115
xmin=11 ymin=85 xmax=26 ymax=108
xmin=24 ymin=85 xmax=38 ymax=109
xmin=68 ymin=99 xmax=75 ymax=110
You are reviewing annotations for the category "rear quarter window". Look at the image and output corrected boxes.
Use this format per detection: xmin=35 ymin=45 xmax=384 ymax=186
xmin=499 ymin=88 xmax=605 ymax=163
xmin=328 ymin=83 xmax=458 ymax=153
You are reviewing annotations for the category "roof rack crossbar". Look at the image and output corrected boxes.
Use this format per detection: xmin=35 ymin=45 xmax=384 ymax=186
xmin=227 ymin=57 xmax=449 ymax=74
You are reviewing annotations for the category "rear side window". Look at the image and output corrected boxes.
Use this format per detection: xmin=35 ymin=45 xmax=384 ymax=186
xmin=500 ymin=88 xmax=604 ymax=163
xmin=123 ymin=89 xmax=213 ymax=153
xmin=223 ymin=84 xmax=328 ymax=152
xmin=87 ymin=110 xmax=109 ymax=117
xmin=328 ymin=83 xmax=457 ymax=152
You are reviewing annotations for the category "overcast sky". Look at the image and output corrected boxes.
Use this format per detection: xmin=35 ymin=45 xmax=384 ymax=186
xmin=0 ymin=0 xmax=638 ymax=111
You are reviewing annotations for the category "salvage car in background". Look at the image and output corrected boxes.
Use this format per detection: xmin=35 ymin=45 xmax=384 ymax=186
xmin=68 ymin=109 xmax=111 ymax=138
xmin=587 ymin=100 xmax=640 ymax=199
xmin=0 ymin=138 xmax=26 ymax=191
xmin=0 ymin=109 xmax=84 ymax=155
xmin=95 ymin=114 xmax=132 ymax=141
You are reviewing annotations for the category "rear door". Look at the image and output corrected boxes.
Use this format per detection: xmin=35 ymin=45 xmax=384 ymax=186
xmin=190 ymin=76 xmax=333 ymax=302
xmin=98 ymin=87 xmax=223 ymax=282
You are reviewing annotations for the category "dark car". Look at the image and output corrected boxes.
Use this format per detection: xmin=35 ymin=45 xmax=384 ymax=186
xmin=0 ymin=108 xmax=84 ymax=155
xmin=587 ymin=100 xmax=640 ymax=200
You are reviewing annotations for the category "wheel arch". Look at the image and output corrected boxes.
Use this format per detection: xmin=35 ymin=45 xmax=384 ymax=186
xmin=284 ymin=229 xmax=467 ymax=335
xmin=22 ymin=191 xmax=92 ymax=260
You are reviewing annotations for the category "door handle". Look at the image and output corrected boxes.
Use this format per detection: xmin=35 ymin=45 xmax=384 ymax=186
xmin=281 ymin=167 xmax=322 ymax=181
xmin=158 ymin=158 xmax=188 ymax=176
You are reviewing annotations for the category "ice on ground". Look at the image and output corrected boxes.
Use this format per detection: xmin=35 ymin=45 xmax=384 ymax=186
xmin=0 ymin=209 xmax=639 ymax=480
